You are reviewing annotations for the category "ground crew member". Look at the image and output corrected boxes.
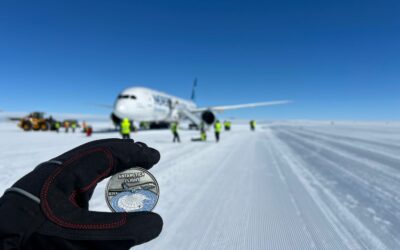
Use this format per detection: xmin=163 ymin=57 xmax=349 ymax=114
xmin=224 ymin=120 xmax=231 ymax=131
xmin=201 ymin=128 xmax=207 ymax=141
xmin=200 ymin=121 xmax=205 ymax=131
xmin=191 ymin=127 xmax=207 ymax=142
xmin=71 ymin=122 xmax=77 ymax=133
xmin=214 ymin=120 xmax=222 ymax=142
xmin=54 ymin=121 xmax=60 ymax=133
xmin=171 ymin=121 xmax=180 ymax=143
xmin=120 ymin=118 xmax=131 ymax=139
xmin=86 ymin=125 xmax=93 ymax=137
xmin=250 ymin=120 xmax=256 ymax=131
xmin=82 ymin=121 xmax=87 ymax=133
xmin=64 ymin=121 xmax=70 ymax=133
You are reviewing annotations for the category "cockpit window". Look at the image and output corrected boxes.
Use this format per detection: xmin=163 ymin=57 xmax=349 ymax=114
xmin=118 ymin=95 xmax=136 ymax=99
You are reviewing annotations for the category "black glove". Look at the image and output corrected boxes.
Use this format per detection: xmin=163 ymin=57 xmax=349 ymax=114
xmin=0 ymin=139 xmax=162 ymax=250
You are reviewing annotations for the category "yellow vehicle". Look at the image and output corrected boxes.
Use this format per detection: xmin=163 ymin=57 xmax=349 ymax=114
xmin=18 ymin=112 xmax=57 ymax=131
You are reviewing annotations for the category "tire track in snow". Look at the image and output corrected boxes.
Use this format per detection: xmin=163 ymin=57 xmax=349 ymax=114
xmin=275 ymin=128 xmax=400 ymax=195
xmin=280 ymin=126 xmax=400 ymax=169
xmin=136 ymin=132 xmax=245 ymax=250
xmin=272 ymin=128 xmax=400 ymax=239
xmin=264 ymin=129 xmax=351 ymax=249
xmin=269 ymin=126 xmax=390 ymax=249
xmin=273 ymin=127 xmax=400 ymax=247
xmin=275 ymin=127 xmax=400 ymax=229
xmin=262 ymin=134 xmax=318 ymax=249
xmin=298 ymin=127 xmax=400 ymax=153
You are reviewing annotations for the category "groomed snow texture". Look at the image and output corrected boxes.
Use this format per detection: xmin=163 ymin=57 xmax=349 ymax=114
xmin=1 ymin=121 xmax=399 ymax=249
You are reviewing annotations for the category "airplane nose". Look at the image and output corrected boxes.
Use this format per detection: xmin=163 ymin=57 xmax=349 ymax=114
xmin=115 ymin=100 xmax=135 ymax=119
xmin=116 ymin=101 xmax=127 ymax=112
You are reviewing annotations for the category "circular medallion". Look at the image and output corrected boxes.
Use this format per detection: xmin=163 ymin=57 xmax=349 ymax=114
xmin=106 ymin=167 xmax=159 ymax=212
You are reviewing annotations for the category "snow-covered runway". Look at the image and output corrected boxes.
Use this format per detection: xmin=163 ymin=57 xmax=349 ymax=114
xmin=0 ymin=121 xmax=399 ymax=249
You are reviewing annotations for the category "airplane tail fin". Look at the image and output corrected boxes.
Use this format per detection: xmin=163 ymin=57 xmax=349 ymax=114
xmin=191 ymin=78 xmax=197 ymax=102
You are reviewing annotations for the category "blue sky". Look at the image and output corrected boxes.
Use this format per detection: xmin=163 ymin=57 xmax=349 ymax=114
xmin=0 ymin=0 xmax=399 ymax=120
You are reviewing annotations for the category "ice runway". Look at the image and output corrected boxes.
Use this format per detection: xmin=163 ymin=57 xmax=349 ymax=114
xmin=0 ymin=121 xmax=400 ymax=249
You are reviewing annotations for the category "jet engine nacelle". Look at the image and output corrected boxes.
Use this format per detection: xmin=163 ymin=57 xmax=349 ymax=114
xmin=111 ymin=113 xmax=121 ymax=126
xmin=201 ymin=110 xmax=215 ymax=125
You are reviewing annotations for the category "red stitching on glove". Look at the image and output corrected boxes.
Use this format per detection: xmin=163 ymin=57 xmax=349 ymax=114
xmin=41 ymin=147 xmax=127 ymax=229
xmin=68 ymin=191 xmax=79 ymax=207
xmin=68 ymin=154 xmax=114 ymax=208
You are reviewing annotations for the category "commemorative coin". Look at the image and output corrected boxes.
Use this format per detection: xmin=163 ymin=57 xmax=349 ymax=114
xmin=106 ymin=167 xmax=159 ymax=212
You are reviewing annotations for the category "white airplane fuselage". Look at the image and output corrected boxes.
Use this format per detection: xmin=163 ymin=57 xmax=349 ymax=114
xmin=112 ymin=85 xmax=290 ymax=127
xmin=113 ymin=87 xmax=196 ymax=123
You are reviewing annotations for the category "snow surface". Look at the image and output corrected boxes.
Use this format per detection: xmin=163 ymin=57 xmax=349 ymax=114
xmin=1 ymin=120 xmax=400 ymax=249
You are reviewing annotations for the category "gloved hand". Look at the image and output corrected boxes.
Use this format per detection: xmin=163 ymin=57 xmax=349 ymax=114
xmin=0 ymin=139 xmax=162 ymax=250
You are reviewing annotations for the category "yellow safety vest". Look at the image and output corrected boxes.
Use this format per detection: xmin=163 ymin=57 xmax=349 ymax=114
xmin=214 ymin=122 xmax=222 ymax=132
xmin=201 ymin=132 xmax=207 ymax=141
xmin=171 ymin=123 xmax=178 ymax=133
xmin=121 ymin=120 xmax=131 ymax=134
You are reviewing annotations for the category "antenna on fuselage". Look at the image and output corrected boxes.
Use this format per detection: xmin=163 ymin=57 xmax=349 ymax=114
xmin=191 ymin=78 xmax=197 ymax=102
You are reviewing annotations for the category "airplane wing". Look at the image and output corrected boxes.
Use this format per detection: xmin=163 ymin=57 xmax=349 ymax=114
xmin=191 ymin=100 xmax=291 ymax=113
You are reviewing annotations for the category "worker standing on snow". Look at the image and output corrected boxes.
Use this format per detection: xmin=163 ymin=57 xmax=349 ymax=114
xmin=201 ymin=128 xmax=207 ymax=141
xmin=64 ymin=121 xmax=70 ymax=133
xmin=250 ymin=120 xmax=256 ymax=131
xmin=224 ymin=120 xmax=231 ymax=131
xmin=214 ymin=120 xmax=222 ymax=142
xmin=120 ymin=118 xmax=131 ymax=139
xmin=86 ymin=125 xmax=93 ymax=137
xmin=191 ymin=127 xmax=207 ymax=142
xmin=171 ymin=121 xmax=180 ymax=143
xmin=82 ymin=121 xmax=87 ymax=133
xmin=54 ymin=121 xmax=60 ymax=133
xmin=71 ymin=122 xmax=77 ymax=133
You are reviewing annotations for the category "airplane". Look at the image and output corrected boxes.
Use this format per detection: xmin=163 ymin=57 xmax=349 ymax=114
xmin=111 ymin=80 xmax=291 ymax=129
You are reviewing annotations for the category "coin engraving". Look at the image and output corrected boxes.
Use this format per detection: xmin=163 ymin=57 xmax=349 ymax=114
xmin=106 ymin=167 xmax=159 ymax=212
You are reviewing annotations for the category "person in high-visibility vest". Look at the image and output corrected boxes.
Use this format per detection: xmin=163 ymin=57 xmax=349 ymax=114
xmin=200 ymin=128 xmax=207 ymax=141
xmin=250 ymin=120 xmax=256 ymax=131
xmin=82 ymin=121 xmax=87 ymax=133
xmin=191 ymin=127 xmax=207 ymax=142
xmin=171 ymin=121 xmax=180 ymax=143
xmin=64 ymin=121 xmax=70 ymax=133
xmin=214 ymin=120 xmax=222 ymax=142
xmin=71 ymin=122 xmax=77 ymax=133
xmin=120 ymin=118 xmax=131 ymax=139
xmin=224 ymin=120 xmax=231 ymax=131
xmin=54 ymin=121 xmax=60 ymax=133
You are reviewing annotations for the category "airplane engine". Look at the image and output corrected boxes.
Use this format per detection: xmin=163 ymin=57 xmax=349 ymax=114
xmin=111 ymin=113 xmax=121 ymax=126
xmin=201 ymin=110 xmax=215 ymax=125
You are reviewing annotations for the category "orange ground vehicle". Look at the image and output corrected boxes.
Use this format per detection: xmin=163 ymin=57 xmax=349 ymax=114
xmin=18 ymin=112 xmax=58 ymax=131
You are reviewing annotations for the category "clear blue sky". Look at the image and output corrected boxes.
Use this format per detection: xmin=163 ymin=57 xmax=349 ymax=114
xmin=0 ymin=0 xmax=399 ymax=120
